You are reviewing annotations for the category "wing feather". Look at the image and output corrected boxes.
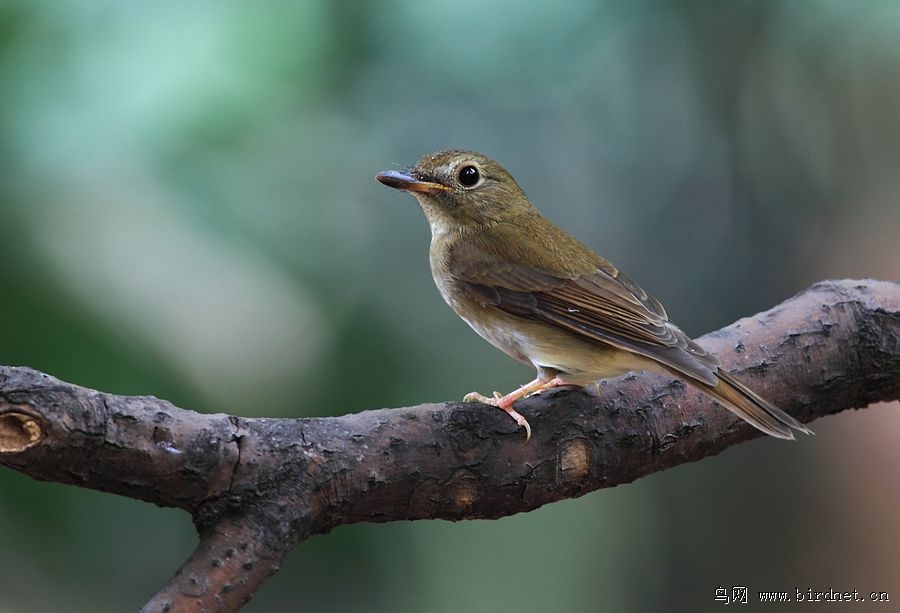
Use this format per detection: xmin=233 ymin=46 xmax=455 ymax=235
xmin=454 ymin=260 xmax=719 ymax=385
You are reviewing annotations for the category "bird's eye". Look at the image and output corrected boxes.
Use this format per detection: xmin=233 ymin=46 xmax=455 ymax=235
xmin=457 ymin=165 xmax=480 ymax=187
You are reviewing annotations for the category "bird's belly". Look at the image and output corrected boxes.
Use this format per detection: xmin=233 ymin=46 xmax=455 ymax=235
xmin=456 ymin=303 xmax=646 ymax=385
xmin=430 ymin=260 xmax=650 ymax=384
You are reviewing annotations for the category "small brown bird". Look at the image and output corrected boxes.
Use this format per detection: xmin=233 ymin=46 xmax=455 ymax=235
xmin=376 ymin=150 xmax=811 ymax=442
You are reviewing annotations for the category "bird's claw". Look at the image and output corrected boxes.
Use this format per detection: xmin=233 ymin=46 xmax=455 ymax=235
xmin=507 ymin=408 xmax=532 ymax=442
xmin=463 ymin=391 xmax=492 ymax=404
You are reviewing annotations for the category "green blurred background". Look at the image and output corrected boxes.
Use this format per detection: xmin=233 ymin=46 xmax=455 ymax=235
xmin=1 ymin=2 xmax=899 ymax=611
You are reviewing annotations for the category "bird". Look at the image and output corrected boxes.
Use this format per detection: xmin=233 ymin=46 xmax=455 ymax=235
xmin=376 ymin=149 xmax=812 ymax=442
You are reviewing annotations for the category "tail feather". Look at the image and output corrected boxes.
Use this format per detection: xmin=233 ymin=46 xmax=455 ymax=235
xmin=700 ymin=369 xmax=813 ymax=440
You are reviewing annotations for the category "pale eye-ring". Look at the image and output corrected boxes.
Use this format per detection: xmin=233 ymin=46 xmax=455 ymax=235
xmin=457 ymin=165 xmax=480 ymax=187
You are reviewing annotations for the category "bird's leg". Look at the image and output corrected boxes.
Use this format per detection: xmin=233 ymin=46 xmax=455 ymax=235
xmin=463 ymin=376 xmax=566 ymax=441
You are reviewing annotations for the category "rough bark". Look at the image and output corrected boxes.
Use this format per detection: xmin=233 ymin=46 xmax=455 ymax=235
xmin=0 ymin=279 xmax=898 ymax=611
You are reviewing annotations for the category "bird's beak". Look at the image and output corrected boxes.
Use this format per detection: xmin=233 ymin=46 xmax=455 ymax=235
xmin=376 ymin=170 xmax=451 ymax=194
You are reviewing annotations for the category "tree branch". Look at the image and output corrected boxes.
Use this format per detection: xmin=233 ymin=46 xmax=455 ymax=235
xmin=1 ymin=279 xmax=898 ymax=611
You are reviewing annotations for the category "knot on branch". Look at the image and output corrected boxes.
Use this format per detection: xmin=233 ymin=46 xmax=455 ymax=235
xmin=0 ymin=406 xmax=44 ymax=452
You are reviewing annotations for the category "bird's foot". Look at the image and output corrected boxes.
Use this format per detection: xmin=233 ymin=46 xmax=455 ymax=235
xmin=463 ymin=376 xmax=568 ymax=441
xmin=463 ymin=391 xmax=532 ymax=441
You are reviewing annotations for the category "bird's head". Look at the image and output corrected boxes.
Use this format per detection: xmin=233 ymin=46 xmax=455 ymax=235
xmin=376 ymin=150 xmax=535 ymax=235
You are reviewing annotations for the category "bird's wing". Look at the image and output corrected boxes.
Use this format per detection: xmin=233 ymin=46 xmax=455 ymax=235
xmin=452 ymin=249 xmax=720 ymax=385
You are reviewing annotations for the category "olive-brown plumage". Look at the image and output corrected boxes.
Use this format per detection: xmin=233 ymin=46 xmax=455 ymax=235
xmin=376 ymin=150 xmax=811 ymax=441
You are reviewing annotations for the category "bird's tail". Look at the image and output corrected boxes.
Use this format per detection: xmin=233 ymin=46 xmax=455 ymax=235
xmin=701 ymin=369 xmax=813 ymax=440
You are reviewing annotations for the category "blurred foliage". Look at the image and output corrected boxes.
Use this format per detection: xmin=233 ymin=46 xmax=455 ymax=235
xmin=1 ymin=1 xmax=899 ymax=611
